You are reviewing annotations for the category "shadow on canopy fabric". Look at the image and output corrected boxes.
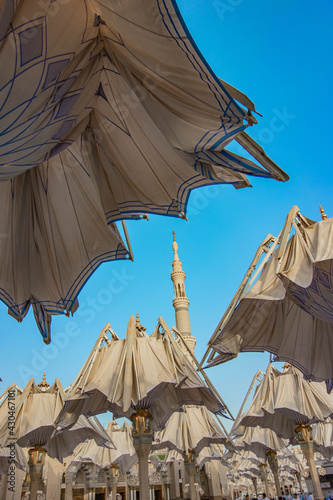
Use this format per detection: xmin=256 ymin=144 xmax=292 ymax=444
xmin=207 ymin=207 xmax=333 ymax=388
xmin=68 ymin=419 xmax=137 ymax=473
xmin=231 ymin=425 xmax=289 ymax=460
xmin=152 ymin=404 xmax=227 ymax=455
xmin=0 ymin=0 xmax=289 ymax=341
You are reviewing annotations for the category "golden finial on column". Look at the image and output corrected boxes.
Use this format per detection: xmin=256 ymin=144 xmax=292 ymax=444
xmin=319 ymin=205 xmax=327 ymax=220
xmin=135 ymin=313 xmax=146 ymax=333
xmin=38 ymin=372 xmax=50 ymax=390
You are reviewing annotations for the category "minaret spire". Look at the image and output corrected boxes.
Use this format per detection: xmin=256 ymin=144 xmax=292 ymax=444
xmin=171 ymin=232 xmax=196 ymax=353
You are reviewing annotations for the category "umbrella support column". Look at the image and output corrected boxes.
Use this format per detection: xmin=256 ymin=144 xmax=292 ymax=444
xmin=65 ymin=471 xmax=74 ymax=500
xmin=185 ymin=463 xmax=196 ymax=500
xmin=259 ymin=464 xmax=269 ymax=498
xmin=108 ymin=465 xmax=119 ymax=499
xmin=267 ymin=449 xmax=281 ymax=497
xmin=168 ymin=462 xmax=178 ymax=500
xmin=251 ymin=477 xmax=258 ymax=498
xmin=105 ymin=482 xmax=111 ymax=500
xmin=296 ymin=425 xmax=324 ymax=500
xmin=110 ymin=476 xmax=119 ymax=499
xmin=295 ymin=472 xmax=304 ymax=494
xmin=133 ymin=435 xmax=152 ymax=500
xmin=131 ymin=410 xmax=153 ymax=500
xmin=300 ymin=441 xmax=323 ymax=500
xmin=28 ymin=446 xmax=46 ymax=500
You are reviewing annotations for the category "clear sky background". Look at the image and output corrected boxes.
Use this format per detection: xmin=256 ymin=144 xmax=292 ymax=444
xmin=1 ymin=0 xmax=332 ymax=432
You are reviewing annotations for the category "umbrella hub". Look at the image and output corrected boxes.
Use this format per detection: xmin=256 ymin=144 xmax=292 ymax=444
xmin=130 ymin=409 xmax=153 ymax=435
xmin=183 ymin=449 xmax=196 ymax=463
xmin=28 ymin=446 xmax=47 ymax=466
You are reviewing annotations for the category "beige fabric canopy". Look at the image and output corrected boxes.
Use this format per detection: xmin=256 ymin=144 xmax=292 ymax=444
xmin=68 ymin=419 xmax=137 ymax=473
xmin=0 ymin=0 xmax=288 ymax=342
xmin=164 ymin=443 xmax=224 ymax=468
xmin=208 ymin=207 xmax=333 ymax=387
xmin=232 ymin=425 xmax=289 ymax=460
xmin=239 ymin=364 xmax=333 ymax=442
xmin=196 ymin=443 xmax=225 ymax=467
xmin=0 ymin=378 xmax=112 ymax=461
xmin=312 ymin=419 xmax=333 ymax=461
xmin=55 ymin=316 xmax=224 ymax=433
xmin=235 ymin=458 xmax=261 ymax=477
xmin=153 ymin=404 xmax=226 ymax=455
xmin=0 ymin=159 xmax=129 ymax=344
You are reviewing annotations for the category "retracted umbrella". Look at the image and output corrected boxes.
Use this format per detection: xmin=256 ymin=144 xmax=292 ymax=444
xmin=55 ymin=315 xmax=225 ymax=500
xmin=205 ymin=206 xmax=333 ymax=389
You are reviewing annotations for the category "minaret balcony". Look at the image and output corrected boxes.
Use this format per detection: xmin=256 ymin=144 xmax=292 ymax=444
xmin=173 ymin=297 xmax=190 ymax=306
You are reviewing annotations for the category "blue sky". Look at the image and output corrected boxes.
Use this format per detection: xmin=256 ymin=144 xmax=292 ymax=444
xmin=1 ymin=0 xmax=332 ymax=431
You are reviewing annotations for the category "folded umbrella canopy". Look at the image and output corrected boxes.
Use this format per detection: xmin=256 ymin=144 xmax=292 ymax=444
xmin=153 ymin=404 xmax=227 ymax=455
xmin=68 ymin=419 xmax=137 ymax=473
xmin=55 ymin=316 xmax=225 ymax=433
xmin=164 ymin=442 xmax=225 ymax=468
xmin=231 ymin=426 xmax=290 ymax=461
xmin=196 ymin=443 xmax=225 ymax=467
xmin=239 ymin=364 xmax=333 ymax=441
xmin=0 ymin=376 xmax=112 ymax=460
xmin=235 ymin=458 xmax=262 ymax=477
xmin=0 ymin=375 xmax=112 ymax=500
xmin=0 ymin=0 xmax=288 ymax=342
xmin=204 ymin=206 xmax=333 ymax=388
xmin=312 ymin=418 xmax=333 ymax=461
xmin=238 ymin=363 xmax=333 ymax=500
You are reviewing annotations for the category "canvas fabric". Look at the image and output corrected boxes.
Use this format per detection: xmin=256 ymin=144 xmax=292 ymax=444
xmin=0 ymin=0 xmax=288 ymax=341
xmin=211 ymin=217 xmax=333 ymax=384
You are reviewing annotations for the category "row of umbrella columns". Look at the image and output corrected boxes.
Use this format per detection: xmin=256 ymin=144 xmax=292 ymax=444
xmin=230 ymin=441 xmax=308 ymax=499
xmin=238 ymin=363 xmax=333 ymax=500
xmin=65 ymin=417 xmax=137 ymax=500
xmin=0 ymin=375 xmax=112 ymax=500
xmin=295 ymin=424 xmax=322 ymax=500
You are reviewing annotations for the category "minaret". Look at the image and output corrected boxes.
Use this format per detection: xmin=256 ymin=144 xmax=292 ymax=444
xmin=171 ymin=232 xmax=196 ymax=354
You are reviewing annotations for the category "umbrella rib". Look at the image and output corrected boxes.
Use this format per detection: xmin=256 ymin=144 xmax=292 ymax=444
xmin=111 ymin=342 xmax=128 ymax=403
xmin=292 ymin=220 xmax=315 ymax=264
xmin=66 ymin=324 xmax=112 ymax=395
xmin=201 ymin=233 xmax=277 ymax=367
xmin=164 ymin=326 xmax=179 ymax=386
